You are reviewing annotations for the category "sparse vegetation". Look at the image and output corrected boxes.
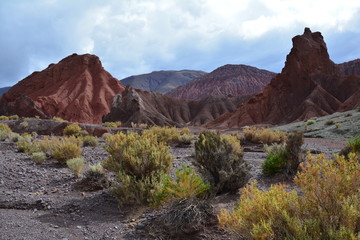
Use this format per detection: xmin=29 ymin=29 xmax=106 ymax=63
xmin=194 ymin=131 xmax=250 ymax=195
xmin=19 ymin=121 xmax=29 ymax=129
xmin=52 ymin=138 xmax=82 ymax=164
xmin=325 ymin=120 xmax=334 ymax=125
xmin=243 ymin=127 xmax=287 ymax=144
xmin=335 ymin=122 xmax=341 ymax=128
xmin=103 ymin=121 xmax=122 ymax=128
xmin=142 ymin=126 xmax=194 ymax=145
xmin=348 ymin=136 xmax=360 ymax=154
xmin=262 ymin=143 xmax=287 ymax=174
xmin=103 ymin=131 xmax=173 ymax=206
xmin=306 ymin=119 xmax=316 ymax=125
xmin=66 ymin=157 xmax=85 ymax=178
xmin=155 ymin=166 xmax=210 ymax=206
xmin=31 ymin=151 xmax=46 ymax=164
xmin=63 ymin=123 xmax=82 ymax=136
xmin=81 ymin=135 xmax=98 ymax=147
xmin=0 ymin=123 xmax=16 ymax=141
xmin=219 ymin=152 xmax=360 ymax=239
xmin=52 ymin=116 xmax=68 ymax=122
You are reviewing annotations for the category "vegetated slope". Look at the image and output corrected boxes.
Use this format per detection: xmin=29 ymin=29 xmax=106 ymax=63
xmin=166 ymin=64 xmax=276 ymax=100
xmin=0 ymin=54 xmax=125 ymax=124
xmin=121 ymin=70 xmax=206 ymax=94
xmin=337 ymin=58 xmax=360 ymax=76
xmin=103 ymin=86 xmax=251 ymax=127
xmin=206 ymin=28 xmax=360 ymax=128
xmin=0 ymin=87 xmax=11 ymax=97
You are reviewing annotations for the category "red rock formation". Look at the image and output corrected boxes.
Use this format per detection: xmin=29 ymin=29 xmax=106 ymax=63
xmin=0 ymin=54 xmax=125 ymax=124
xmin=103 ymin=86 xmax=250 ymax=127
xmin=206 ymin=28 xmax=360 ymax=128
xmin=167 ymin=64 xmax=276 ymax=100
xmin=337 ymin=59 xmax=360 ymax=76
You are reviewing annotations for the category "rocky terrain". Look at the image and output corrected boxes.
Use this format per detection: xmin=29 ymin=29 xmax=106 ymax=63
xmin=0 ymin=87 xmax=10 ymax=97
xmin=0 ymin=113 xmax=354 ymax=239
xmin=0 ymin=54 xmax=125 ymax=124
xmin=103 ymin=86 xmax=251 ymax=127
xmin=337 ymin=58 xmax=360 ymax=76
xmin=167 ymin=64 xmax=275 ymax=100
xmin=206 ymin=28 xmax=360 ymax=128
xmin=121 ymin=70 xmax=206 ymax=94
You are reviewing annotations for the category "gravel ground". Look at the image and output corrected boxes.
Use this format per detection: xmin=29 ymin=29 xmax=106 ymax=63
xmin=0 ymin=135 xmax=347 ymax=240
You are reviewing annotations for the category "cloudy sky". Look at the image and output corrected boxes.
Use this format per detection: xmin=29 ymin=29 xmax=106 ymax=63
xmin=1 ymin=0 xmax=360 ymax=88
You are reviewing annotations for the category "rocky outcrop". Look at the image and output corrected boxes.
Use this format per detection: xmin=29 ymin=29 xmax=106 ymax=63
xmin=0 ymin=54 xmax=125 ymax=124
xmin=167 ymin=64 xmax=276 ymax=100
xmin=103 ymin=86 xmax=251 ymax=127
xmin=121 ymin=70 xmax=206 ymax=94
xmin=337 ymin=59 xmax=360 ymax=76
xmin=0 ymin=87 xmax=10 ymax=97
xmin=206 ymin=28 xmax=360 ymax=128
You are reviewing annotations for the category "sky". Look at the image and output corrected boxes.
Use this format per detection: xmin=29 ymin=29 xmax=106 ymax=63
xmin=1 ymin=0 xmax=360 ymax=88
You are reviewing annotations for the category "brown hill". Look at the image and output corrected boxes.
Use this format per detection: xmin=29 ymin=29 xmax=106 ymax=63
xmin=0 ymin=54 xmax=125 ymax=124
xmin=206 ymin=28 xmax=360 ymax=128
xmin=121 ymin=70 xmax=206 ymax=93
xmin=166 ymin=64 xmax=276 ymax=100
xmin=103 ymin=86 xmax=251 ymax=127
xmin=337 ymin=59 xmax=360 ymax=76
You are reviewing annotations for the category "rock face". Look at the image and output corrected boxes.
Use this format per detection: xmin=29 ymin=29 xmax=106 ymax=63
xmin=103 ymin=86 xmax=250 ymax=127
xmin=121 ymin=70 xmax=206 ymax=94
xmin=206 ymin=28 xmax=360 ymax=128
xmin=166 ymin=64 xmax=276 ymax=100
xmin=337 ymin=59 xmax=360 ymax=76
xmin=0 ymin=54 xmax=125 ymax=124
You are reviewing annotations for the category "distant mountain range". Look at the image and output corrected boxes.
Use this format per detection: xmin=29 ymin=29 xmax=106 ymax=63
xmin=0 ymin=87 xmax=10 ymax=97
xmin=121 ymin=70 xmax=206 ymax=93
xmin=167 ymin=64 xmax=276 ymax=100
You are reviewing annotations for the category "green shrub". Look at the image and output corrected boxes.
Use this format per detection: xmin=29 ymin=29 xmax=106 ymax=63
xmin=103 ymin=121 xmax=122 ymax=128
xmin=103 ymin=132 xmax=173 ymax=206
xmin=88 ymin=162 xmax=104 ymax=174
xmin=306 ymin=119 xmax=316 ymax=125
xmin=243 ymin=127 xmax=287 ymax=144
xmin=156 ymin=166 xmax=210 ymax=206
xmin=219 ymin=153 xmax=360 ymax=239
xmin=194 ymin=131 xmax=250 ymax=195
xmin=67 ymin=157 xmax=85 ymax=178
xmin=348 ymin=136 xmax=360 ymax=154
xmin=262 ymin=144 xmax=287 ymax=174
xmin=81 ymin=135 xmax=98 ymax=147
xmin=19 ymin=121 xmax=29 ymax=128
xmin=17 ymin=135 xmax=33 ymax=152
xmin=63 ymin=123 xmax=82 ymax=136
xmin=31 ymin=152 xmax=46 ymax=164
xmin=0 ymin=123 xmax=15 ymax=141
xmin=52 ymin=139 xmax=82 ymax=164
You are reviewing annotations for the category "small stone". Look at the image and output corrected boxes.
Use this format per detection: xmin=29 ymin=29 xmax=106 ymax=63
xmin=136 ymin=223 xmax=145 ymax=229
xmin=76 ymin=225 xmax=82 ymax=229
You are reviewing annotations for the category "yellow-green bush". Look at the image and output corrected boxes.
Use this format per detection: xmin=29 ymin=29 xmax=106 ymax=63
xmin=0 ymin=123 xmax=16 ymax=141
xmin=52 ymin=116 xmax=68 ymax=122
xmin=155 ymin=166 xmax=210 ymax=206
xmin=81 ymin=135 xmax=98 ymax=147
xmin=103 ymin=131 xmax=173 ymax=206
xmin=17 ymin=135 xmax=33 ymax=152
xmin=194 ymin=131 xmax=249 ymax=195
xmin=243 ymin=127 xmax=287 ymax=144
xmin=52 ymin=138 xmax=82 ymax=164
xmin=63 ymin=123 xmax=82 ymax=136
xmin=348 ymin=136 xmax=360 ymax=154
xmin=219 ymin=153 xmax=360 ymax=239
xmin=103 ymin=121 xmax=122 ymax=128
xmin=142 ymin=126 xmax=194 ymax=145
xmin=19 ymin=121 xmax=29 ymax=128
xmin=67 ymin=157 xmax=85 ymax=177
xmin=31 ymin=152 xmax=46 ymax=164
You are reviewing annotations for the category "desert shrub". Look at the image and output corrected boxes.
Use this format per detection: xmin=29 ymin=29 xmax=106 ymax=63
xmin=63 ymin=123 xmax=82 ymax=136
xmin=306 ymin=119 xmax=315 ymax=125
xmin=262 ymin=144 xmax=287 ymax=174
xmin=52 ymin=116 xmax=68 ymax=122
xmin=0 ymin=115 xmax=9 ymax=120
xmin=17 ymin=135 xmax=33 ymax=152
xmin=103 ymin=121 xmax=122 ymax=128
xmin=101 ymin=132 xmax=112 ymax=141
xmin=103 ymin=131 xmax=173 ymax=206
xmin=9 ymin=115 xmax=19 ymax=120
xmin=154 ymin=198 xmax=217 ymax=238
xmin=285 ymin=131 xmax=304 ymax=174
xmin=155 ymin=166 xmax=210 ymax=206
xmin=194 ymin=131 xmax=250 ymax=195
xmin=66 ymin=157 xmax=85 ymax=178
xmin=348 ymin=136 xmax=360 ymax=154
xmin=88 ymin=162 xmax=104 ymax=173
xmin=335 ymin=122 xmax=341 ymax=128
xmin=325 ymin=120 xmax=334 ymax=125
xmin=19 ymin=121 xmax=29 ymax=128
xmin=218 ymin=153 xmax=360 ymax=239
xmin=31 ymin=152 xmax=46 ymax=164
xmin=142 ymin=126 xmax=194 ymax=145
xmin=52 ymin=139 xmax=82 ymax=164
xmin=243 ymin=127 xmax=287 ymax=144
xmin=81 ymin=135 xmax=98 ymax=147
xmin=0 ymin=123 xmax=15 ymax=141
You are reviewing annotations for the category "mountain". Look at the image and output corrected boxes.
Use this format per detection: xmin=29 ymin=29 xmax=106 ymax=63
xmin=121 ymin=70 xmax=206 ymax=93
xmin=0 ymin=87 xmax=11 ymax=97
xmin=0 ymin=53 xmax=125 ymax=124
xmin=103 ymin=86 xmax=251 ymax=127
xmin=337 ymin=59 xmax=360 ymax=76
xmin=166 ymin=64 xmax=276 ymax=100
xmin=206 ymin=28 xmax=360 ymax=128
